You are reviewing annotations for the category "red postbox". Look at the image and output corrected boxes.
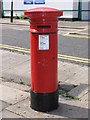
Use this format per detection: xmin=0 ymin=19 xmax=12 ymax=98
xmin=24 ymin=7 xmax=63 ymax=112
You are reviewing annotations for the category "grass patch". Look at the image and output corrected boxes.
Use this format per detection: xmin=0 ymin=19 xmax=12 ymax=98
xmin=58 ymin=85 xmax=79 ymax=100
xmin=19 ymin=14 xmax=25 ymax=20
xmin=14 ymin=14 xmax=26 ymax=20
xmin=59 ymin=89 xmax=79 ymax=100
xmin=1 ymin=76 xmax=6 ymax=80
xmin=14 ymin=14 xmax=19 ymax=19
xmin=20 ymin=79 xmax=23 ymax=85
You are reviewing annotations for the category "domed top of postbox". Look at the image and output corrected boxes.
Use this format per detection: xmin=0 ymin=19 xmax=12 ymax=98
xmin=24 ymin=7 xmax=63 ymax=19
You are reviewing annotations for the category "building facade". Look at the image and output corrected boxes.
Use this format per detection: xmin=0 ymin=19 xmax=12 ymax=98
xmin=2 ymin=0 xmax=90 ymax=21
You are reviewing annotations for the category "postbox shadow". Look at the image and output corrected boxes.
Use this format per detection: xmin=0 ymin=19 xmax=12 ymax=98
xmin=47 ymin=83 xmax=88 ymax=118
xmin=47 ymin=102 xmax=88 ymax=118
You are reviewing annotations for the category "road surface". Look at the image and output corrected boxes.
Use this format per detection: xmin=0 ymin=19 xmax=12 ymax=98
xmin=1 ymin=24 xmax=88 ymax=59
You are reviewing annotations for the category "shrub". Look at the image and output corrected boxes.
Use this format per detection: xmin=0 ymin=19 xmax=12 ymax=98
xmin=15 ymin=14 xmax=19 ymax=19
xmin=20 ymin=14 xmax=25 ymax=20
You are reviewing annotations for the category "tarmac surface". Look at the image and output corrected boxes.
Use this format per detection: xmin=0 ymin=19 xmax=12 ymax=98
xmin=0 ymin=18 xmax=89 ymax=119
xmin=1 ymin=23 xmax=88 ymax=59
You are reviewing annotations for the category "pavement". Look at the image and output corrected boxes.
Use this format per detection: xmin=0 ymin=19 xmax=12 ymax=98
xmin=0 ymin=18 xmax=89 ymax=37
xmin=0 ymin=18 xmax=89 ymax=119
xmin=0 ymin=49 xmax=89 ymax=119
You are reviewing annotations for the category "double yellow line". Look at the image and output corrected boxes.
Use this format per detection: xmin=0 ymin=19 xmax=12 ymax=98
xmin=0 ymin=44 xmax=30 ymax=54
xmin=0 ymin=44 xmax=89 ymax=64
xmin=58 ymin=54 xmax=89 ymax=64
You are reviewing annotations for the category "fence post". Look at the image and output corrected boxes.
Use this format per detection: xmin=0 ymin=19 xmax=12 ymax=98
xmin=78 ymin=0 xmax=82 ymax=20
xmin=11 ymin=0 xmax=13 ymax=23
xmin=2 ymin=0 xmax=4 ymax=17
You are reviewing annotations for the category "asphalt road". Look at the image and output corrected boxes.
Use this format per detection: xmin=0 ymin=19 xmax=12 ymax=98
xmin=1 ymin=24 xmax=88 ymax=59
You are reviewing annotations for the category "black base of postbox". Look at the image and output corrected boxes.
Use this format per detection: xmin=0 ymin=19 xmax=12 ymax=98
xmin=30 ymin=89 xmax=59 ymax=112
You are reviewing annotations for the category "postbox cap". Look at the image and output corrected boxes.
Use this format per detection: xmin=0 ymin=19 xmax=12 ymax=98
xmin=24 ymin=7 xmax=63 ymax=19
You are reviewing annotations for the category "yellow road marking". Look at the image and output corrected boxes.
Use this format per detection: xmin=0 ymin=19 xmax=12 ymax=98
xmin=0 ymin=44 xmax=30 ymax=54
xmin=0 ymin=44 xmax=29 ymax=51
xmin=64 ymin=33 xmax=89 ymax=39
xmin=58 ymin=54 xmax=88 ymax=61
xmin=58 ymin=54 xmax=90 ymax=64
xmin=0 ymin=44 xmax=89 ymax=64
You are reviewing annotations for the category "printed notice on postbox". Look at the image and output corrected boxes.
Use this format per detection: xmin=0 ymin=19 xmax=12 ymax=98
xmin=39 ymin=35 xmax=49 ymax=50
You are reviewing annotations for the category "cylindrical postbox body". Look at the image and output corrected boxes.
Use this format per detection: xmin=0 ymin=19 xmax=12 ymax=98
xmin=24 ymin=7 xmax=63 ymax=112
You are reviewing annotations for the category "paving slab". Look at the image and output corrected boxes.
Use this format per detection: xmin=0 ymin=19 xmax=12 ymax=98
xmin=0 ymin=18 xmax=30 ymax=26
xmin=0 ymin=100 xmax=10 ymax=111
xmin=0 ymin=102 xmax=1 ymax=113
xmin=2 ymin=110 xmax=23 ymax=118
xmin=2 ymin=60 xmax=30 ymax=73
xmin=1 ymin=81 xmax=30 ymax=93
xmin=1 ymin=51 xmax=31 ymax=84
xmin=6 ymin=97 xmax=88 ymax=118
xmin=1 ymin=49 xmax=88 ymax=86
xmin=58 ymin=61 xmax=87 ymax=84
xmin=2 ymin=69 xmax=31 ymax=85
xmin=58 ymin=21 xmax=88 ymax=28
xmin=58 ymin=61 xmax=76 ymax=82
xmin=58 ymin=83 xmax=76 ymax=92
xmin=58 ymin=61 xmax=67 ymax=68
xmin=58 ymin=28 xmax=81 ymax=35
xmin=63 ymin=66 xmax=88 ymax=85
xmin=78 ymin=29 xmax=88 ymax=35
xmin=0 ymin=51 xmax=2 ymax=78
xmin=50 ymin=101 xmax=88 ymax=118
xmin=79 ymin=93 xmax=88 ymax=108
xmin=68 ymin=84 xmax=88 ymax=99
xmin=0 ymin=111 xmax=2 ymax=120
xmin=0 ymin=49 xmax=89 ymax=118
xmin=0 ymin=84 xmax=29 ymax=105
xmin=1 ymin=50 xmax=30 ymax=71
xmin=6 ymin=98 xmax=65 ymax=118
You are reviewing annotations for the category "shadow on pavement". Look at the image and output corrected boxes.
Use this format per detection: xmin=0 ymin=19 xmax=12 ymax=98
xmin=48 ymin=102 xmax=88 ymax=119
